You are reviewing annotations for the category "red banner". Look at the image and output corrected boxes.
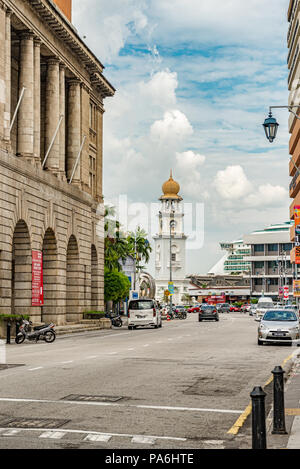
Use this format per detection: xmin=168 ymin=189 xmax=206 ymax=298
xmin=32 ymin=251 xmax=43 ymax=306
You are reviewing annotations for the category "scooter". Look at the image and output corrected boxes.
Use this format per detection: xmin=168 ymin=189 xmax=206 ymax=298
xmin=15 ymin=319 xmax=56 ymax=344
xmin=111 ymin=315 xmax=122 ymax=327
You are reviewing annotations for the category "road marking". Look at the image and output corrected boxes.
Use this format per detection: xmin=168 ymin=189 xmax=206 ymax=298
xmin=132 ymin=436 xmax=156 ymax=445
xmin=0 ymin=397 xmax=243 ymax=415
xmin=60 ymin=361 xmax=73 ymax=365
xmin=0 ymin=427 xmax=186 ymax=442
xmin=84 ymin=434 xmax=112 ymax=442
xmin=1 ymin=429 xmax=22 ymax=436
xmin=227 ymin=350 xmax=298 ymax=435
xmin=39 ymin=431 xmax=66 ymax=439
xmin=143 ymin=344 xmax=150 ymax=347
xmin=86 ymin=356 xmax=98 ymax=359
xmin=28 ymin=367 xmax=43 ymax=371
xmin=127 ymin=348 xmax=135 ymax=351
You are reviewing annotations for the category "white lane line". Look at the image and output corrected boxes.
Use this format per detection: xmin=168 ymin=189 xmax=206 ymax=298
xmin=132 ymin=436 xmax=156 ymax=445
xmin=28 ymin=367 xmax=43 ymax=371
xmin=0 ymin=427 xmax=186 ymax=442
xmin=84 ymin=434 xmax=112 ymax=442
xmin=143 ymin=344 xmax=150 ymax=347
xmin=127 ymin=348 xmax=135 ymax=351
xmin=1 ymin=429 xmax=22 ymax=436
xmin=0 ymin=397 xmax=243 ymax=414
xmin=39 ymin=431 xmax=66 ymax=440
xmin=60 ymin=361 xmax=73 ymax=365
xmin=107 ymin=352 xmax=117 ymax=355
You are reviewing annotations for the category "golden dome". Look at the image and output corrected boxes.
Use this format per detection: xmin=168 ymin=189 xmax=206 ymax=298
xmin=161 ymin=170 xmax=182 ymax=200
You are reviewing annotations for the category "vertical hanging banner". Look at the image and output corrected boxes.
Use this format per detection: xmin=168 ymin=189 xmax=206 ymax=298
xmin=293 ymin=280 xmax=300 ymax=298
xmin=32 ymin=251 xmax=44 ymax=306
xmin=284 ymin=286 xmax=289 ymax=300
xmin=295 ymin=206 xmax=300 ymax=264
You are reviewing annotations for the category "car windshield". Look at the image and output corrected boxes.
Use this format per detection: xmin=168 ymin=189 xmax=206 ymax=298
xmin=263 ymin=310 xmax=297 ymax=322
xmin=129 ymin=300 xmax=154 ymax=310
xmin=201 ymin=305 xmax=215 ymax=310
xmin=259 ymin=303 xmax=273 ymax=309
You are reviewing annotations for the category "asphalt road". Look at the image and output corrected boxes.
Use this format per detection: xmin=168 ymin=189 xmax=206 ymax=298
xmin=0 ymin=313 xmax=295 ymax=449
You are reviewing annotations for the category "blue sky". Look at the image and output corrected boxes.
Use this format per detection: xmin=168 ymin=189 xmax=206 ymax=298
xmin=73 ymin=0 xmax=291 ymax=275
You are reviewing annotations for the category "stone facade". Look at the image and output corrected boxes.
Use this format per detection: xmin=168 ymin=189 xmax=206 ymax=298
xmin=0 ymin=0 xmax=115 ymax=325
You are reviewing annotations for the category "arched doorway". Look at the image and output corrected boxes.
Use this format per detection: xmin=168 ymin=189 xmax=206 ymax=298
xmin=11 ymin=220 xmax=32 ymax=315
xmin=91 ymin=245 xmax=98 ymax=310
xmin=66 ymin=235 xmax=80 ymax=322
xmin=42 ymin=228 xmax=58 ymax=323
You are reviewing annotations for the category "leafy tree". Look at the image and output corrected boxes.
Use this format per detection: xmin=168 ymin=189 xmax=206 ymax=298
xmin=104 ymin=268 xmax=131 ymax=305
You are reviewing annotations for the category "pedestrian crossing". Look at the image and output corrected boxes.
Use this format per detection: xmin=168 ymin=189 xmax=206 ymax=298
xmin=0 ymin=427 xmax=187 ymax=446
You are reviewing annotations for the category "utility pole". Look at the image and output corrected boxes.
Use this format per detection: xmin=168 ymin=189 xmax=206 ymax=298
xmin=169 ymin=212 xmax=176 ymax=314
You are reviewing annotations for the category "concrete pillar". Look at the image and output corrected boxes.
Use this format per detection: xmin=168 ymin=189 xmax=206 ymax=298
xmin=67 ymin=79 xmax=81 ymax=184
xmin=17 ymin=32 xmax=35 ymax=161
xmin=44 ymin=57 xmax=60 ymax=174
xmin=0 ymin=3 xmax=6 ymax=142
xmin=33 ymin=38 xmax=41 ymax=164
xmin=59 ymin=63 xmax=66 ymax=180
xmin=96 ymin=107 xmax=103 ymax=201
xmin=3 ymin=8 xmax=11 ymax=143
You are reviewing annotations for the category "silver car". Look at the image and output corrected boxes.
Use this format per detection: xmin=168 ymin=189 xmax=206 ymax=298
xmin=257 ymin=309 xmax=300 ymax=346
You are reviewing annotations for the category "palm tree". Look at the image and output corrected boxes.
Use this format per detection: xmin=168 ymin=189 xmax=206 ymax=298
xmin=127 ymin=227 xmax=152 ymax=272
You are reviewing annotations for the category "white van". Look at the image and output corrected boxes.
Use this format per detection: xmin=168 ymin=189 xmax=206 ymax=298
xmin=255 ymin=297 xmax=274 ymax=320
xmin=128 ymin=299 xmax=162 ymax=330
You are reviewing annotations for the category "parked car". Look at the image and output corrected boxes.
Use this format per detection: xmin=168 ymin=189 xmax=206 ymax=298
xmin=198 ymin=304 xmax=219 ymax=322
xmin=230 ymin=305 xmax=240 ymax=312
xmin=257 ymin=309 xmax=300 ymax=346
xmin=218 ymin=303 xmax=230 ymax=314
xmin=128 ymin=299 xmax=162 ymax=330
xmin=188 ymin=305 xmax=201 ymax=313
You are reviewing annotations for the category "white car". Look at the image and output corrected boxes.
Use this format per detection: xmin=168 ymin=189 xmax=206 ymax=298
xmin=128 ymin=299 xmax=162 ymax=330
xmin=255 ymin=297 xmax=274 ymax=320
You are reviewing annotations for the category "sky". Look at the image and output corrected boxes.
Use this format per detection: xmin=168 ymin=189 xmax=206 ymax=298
xmin=73 ymin=0 xmax=291 ymax=276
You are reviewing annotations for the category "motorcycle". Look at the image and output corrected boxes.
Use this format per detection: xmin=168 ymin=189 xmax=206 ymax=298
xmin=106 ymin=312 xmax=123 ymax=327
xmin=15 ymin=319 xmax=56 ymax=344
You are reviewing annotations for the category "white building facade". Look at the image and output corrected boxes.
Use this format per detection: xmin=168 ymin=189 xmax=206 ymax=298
xmin=244 ymin=223 xmax=295 ymax=300
xmin=153 ymin=172 xmax=190 ymax=305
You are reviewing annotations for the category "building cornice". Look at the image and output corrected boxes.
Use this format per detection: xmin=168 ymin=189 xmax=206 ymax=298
xmin=6 ymin=0 xmax=115 ymax=99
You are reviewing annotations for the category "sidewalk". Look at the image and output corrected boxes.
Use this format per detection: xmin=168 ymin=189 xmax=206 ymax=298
xmin=267 ymin=349 xmax=300 ymax=449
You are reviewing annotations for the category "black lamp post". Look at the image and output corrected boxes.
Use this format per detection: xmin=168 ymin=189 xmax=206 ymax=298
xmin=169 ymin=214 xmax=176 ymax=314
xmin=263 ymin=105 xmax=300 ymax=143
xmin=263 ymin=111 xmax=279 ymax=143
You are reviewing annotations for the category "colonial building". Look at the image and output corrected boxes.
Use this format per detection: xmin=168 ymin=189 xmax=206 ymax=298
xmin=0 ymin=0 xmax=115 ymax=324
xmin=153 ymin=172 xmax=190 ymax=305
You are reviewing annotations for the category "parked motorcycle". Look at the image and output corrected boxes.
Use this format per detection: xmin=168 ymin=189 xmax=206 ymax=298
xmin=106 ymin=312 xmax=123 ymax=327
xmin=15 ymin=319 xmax=56 ymax=344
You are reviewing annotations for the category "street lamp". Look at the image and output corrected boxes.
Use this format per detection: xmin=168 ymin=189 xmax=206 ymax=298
xmin=169 ymin=213 xmax=176 ymax=314
xmin=263 ymin=105 xmax=300 ymax=143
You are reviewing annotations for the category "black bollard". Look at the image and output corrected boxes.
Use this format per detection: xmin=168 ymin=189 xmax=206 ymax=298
xmin=6 ymin=322 xmax=11 ymax=345
xmin=272 ymin=366 xmax=287 ymax=435
xmin=250 ymin=386 xmax=267 ymax=449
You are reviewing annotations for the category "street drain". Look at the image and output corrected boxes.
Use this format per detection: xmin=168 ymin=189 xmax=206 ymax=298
xmin=61 ymin=394 xmax=123 ymax=403
xmin=0 ymin=418 xmax=70 ymax=429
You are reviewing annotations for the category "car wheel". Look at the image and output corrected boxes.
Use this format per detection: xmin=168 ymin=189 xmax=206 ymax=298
xmin=258 ymin=338 xmax=263 ymax=346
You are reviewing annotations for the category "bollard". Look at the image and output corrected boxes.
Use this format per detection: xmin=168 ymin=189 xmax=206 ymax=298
xmin=6 ymin=322 xmax=11 ymax=345
xmin=250 ymin=386 xmax=267 ymax=449
xmin=272 ymin=366 xmax=287 ymax=435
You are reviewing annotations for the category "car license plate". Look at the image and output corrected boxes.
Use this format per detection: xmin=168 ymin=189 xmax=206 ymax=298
xmin=273 ymin=332 xmax=285 ymax=337
xmin=136 ymin=315 xmax=145 ymax=319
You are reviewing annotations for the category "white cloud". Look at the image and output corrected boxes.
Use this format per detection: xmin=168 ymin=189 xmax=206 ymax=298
xmin=175 ymin=151 xmax=206 ymax=198
xmin=139 ymin=69 xmax=178 ymax=108
xmin=150 ymin=110 xmax=193 ymax=142
xmin=214 ymin=166 xmax=253 ymax=200
xmin=245 ymin=184 xmax=288 ymax=208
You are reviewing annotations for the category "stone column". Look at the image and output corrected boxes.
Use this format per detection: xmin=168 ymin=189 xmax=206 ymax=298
xmin=67 ymin=79 xmax=81 ymax=185
xmin=96 ymin=107 xmax=103 ymax=201
xmin=17 ymin=32 xmax=34 ymax=161
xmin=59 ymin=63 xmax=66 ymax=180
xmin=3 ymin=8 xmax=11 ymax=143
xmin=33 ymin=38 xmax=41 ymax=164
xmin=44 ymin=57 xmax=60 ymax=174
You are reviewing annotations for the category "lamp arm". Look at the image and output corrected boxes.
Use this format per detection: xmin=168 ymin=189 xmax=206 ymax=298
xmin=269 ymin=105 xmax=300 ymax=121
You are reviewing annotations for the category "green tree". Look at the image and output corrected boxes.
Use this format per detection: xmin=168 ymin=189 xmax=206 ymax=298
xmin=104 ymin=269 xmax=131 ymax=305
xmin=104 ymin=206 xmax=129 ymax=272
xmin=127 ymin=227 xmax=152 ymax=272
